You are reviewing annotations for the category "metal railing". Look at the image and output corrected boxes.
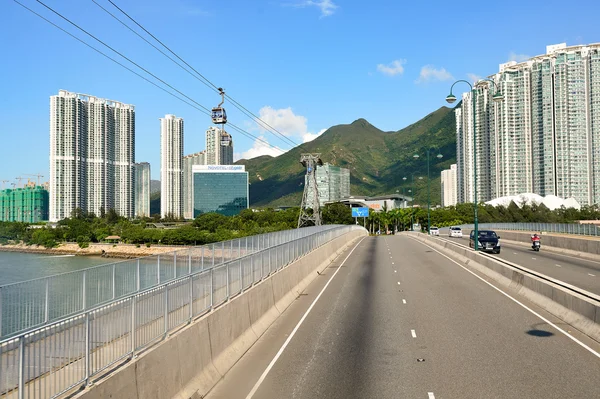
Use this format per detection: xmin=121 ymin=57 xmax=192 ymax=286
xmin=0 ymin=225 xmax=363 ymax=399
xmin=0 ymin=226 xmax=338 ymax=340
xmin=460 ymin=222 xmax=600 ymax=237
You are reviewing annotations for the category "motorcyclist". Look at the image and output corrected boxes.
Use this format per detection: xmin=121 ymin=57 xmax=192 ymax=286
xmin=531 ymin=233 xmax=541 ymax=243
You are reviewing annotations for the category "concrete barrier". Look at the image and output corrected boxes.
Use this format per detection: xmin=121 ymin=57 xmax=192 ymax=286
xmin=73 ymin=228 xmax=367 ymax=399
xmin=409 ymin=233 xmax=600 ymax=343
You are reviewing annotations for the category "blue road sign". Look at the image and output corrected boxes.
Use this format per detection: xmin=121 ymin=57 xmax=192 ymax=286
xmin=352 ymin=207 xmax=369 ymax=217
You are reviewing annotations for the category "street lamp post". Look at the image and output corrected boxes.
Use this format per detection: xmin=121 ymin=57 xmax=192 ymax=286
xmin=446 ymin=79 xmax=503 ymax=250
xmin=414 ymin=150 xmax=443 ymax=235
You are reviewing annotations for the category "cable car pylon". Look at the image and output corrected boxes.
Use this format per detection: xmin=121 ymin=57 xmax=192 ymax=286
xmin=298 ymin=153 xmax=323 ymax=228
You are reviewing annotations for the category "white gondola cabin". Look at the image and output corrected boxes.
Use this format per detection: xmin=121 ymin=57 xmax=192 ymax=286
xmin=212 ymin=87 xmax=227 ymax=124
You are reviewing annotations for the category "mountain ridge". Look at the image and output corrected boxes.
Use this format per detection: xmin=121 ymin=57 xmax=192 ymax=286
xmin=236 ymin=106 xmax=458 ymax=207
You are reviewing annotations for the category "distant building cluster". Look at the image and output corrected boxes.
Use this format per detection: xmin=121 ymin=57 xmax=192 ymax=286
xmin=306 ymin=163 xmax=351 ymax=208
xmin=41 ymin=89 xmax=247 ymax=222
xmin=455 ymin=43 xmax=600 ymax=206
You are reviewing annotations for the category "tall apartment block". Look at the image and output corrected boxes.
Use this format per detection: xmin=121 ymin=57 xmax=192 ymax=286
xmin=206 ymin=126 xmax=233 ymax=165
xmin=160 ymin=114 xmax=184 ymax=219
xmin=441 ymin=164 xmax=457 ymax=207
xmin=49 ymin=90 xmax=135 ymax=221
xmin=183 ymin=151 xmax=206 ymax=219
xmin=306 ymin=163 xmax=351 ymax=208
xmin=134 ymin=162 xmax=151 ymax=218
xmin=456 ymin=43 xmax=600 ymax=205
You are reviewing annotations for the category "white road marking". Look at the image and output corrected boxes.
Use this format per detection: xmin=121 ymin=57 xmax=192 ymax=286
xmin=428 ymin=393 xmax=435 ymax=399
xmin=245 ymin=237 xmax=366 ymax=399
xmin=411 ymin=238 xmax=600 ymax=359
xmin=411 ymin=329 xmax=417 ymax=338
xmin=394 ymin=270 xmax=397 ymax=273
xmin=402 ymin=299 xmax=407 ymax=304
xmin=589 ymin=273 xmax=596 ymax=277
xmin=397 ymin=281 xmax=401 ymax=285
xmin=532 ymin=257 xmax=537 ymax=260
xmin=392 ymin=262 xmax=395 ymax=265
xmin=513 ymin=252 xmax=518 ymax=255
xmin=555 ymin=264 xmax=562 ymax=267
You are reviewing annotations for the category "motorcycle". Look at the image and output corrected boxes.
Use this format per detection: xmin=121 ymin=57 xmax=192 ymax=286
xmin=531 ymin=238 xmax=541 ymax=251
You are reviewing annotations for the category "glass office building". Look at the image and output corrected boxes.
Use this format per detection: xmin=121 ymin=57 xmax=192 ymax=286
xmin=192 ymin=165 xmax=248 ymax=217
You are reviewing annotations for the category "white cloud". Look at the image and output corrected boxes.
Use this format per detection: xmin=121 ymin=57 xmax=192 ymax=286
xmin=377 ymin=59 xmax=406 ymax=77
xmin=303 ymin=128 xmax=326 ymax=143
xmin=289 ymin=0 xmax=338 ymax=17
xmin=258 ymin=106 xmax=308 ymax=137
xmin=415 ymin=65 xmax=454 ymax=84
xmin=239 ymin=107 xmax=325 ymax=160
xmin=238 ymin=136 xmax=286 ymax=161
xmin=508 ymin=51 xmax=530 ymax=62
xmin=467 ymin=73 xmax=482 ymax=83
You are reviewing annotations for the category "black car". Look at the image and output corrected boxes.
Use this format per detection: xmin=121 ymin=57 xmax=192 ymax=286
xmin=469 ymin=230 xmax=501 ymax=254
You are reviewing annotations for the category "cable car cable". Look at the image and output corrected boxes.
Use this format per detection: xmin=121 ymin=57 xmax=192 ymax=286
xmin=102 ymin=0 xmax=299 ymax=148
xmin=14 ymin=0 xmax=283 ymax=152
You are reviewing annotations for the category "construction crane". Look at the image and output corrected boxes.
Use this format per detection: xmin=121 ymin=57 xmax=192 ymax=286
xmin=15 ymin=177 xmax=24 ymax=188
xmin=1 ymin=180 xmax=8 ymax=190
xmin=24 ymin=173 xmax=44 ymax=186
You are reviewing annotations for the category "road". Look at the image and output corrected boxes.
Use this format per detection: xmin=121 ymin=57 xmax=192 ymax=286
xmin=206 ymin=235 xmax=600 ymax=399
xmin=443 ymin=232 xmax=600 ymax=295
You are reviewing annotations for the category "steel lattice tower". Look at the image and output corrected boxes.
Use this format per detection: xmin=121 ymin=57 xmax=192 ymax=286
xmin=298 ymin=153 xmax=323 ymax=228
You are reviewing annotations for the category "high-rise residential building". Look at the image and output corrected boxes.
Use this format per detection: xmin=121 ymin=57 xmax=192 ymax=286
xmin=134 ymin=162 xmax=151 ymax=218
xmin=441 ymin=164 xmax=458 ymax=207
xmin=306 ymin=163 xmax=351 ymax=208
xmin=206 ymin=126 xmax=234 ymax=165
xmin=160 ymin=114 xmax=184 ymax=219
xmin=192 ymin=165 xmax=248 ymax=217
xmin=455 ymin=43 xmax=600 ymax=206
xmin=183 ymin=151 xmax=206 ymax=219
xmin=49 ymin=90 xmax=135 ymax=222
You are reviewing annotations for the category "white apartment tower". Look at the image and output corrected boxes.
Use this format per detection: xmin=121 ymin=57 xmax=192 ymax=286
xmin=183 ymin=151 xmax=206 ymax=219
xmin=455 ymin=43 xmax=600 ymax=206
xmin=160 ymin=114 xmax=184 ymax=219
xmin=206 ymin=126 xmax=234 ymax=165
xmin=134 ymin=162 xmax=151 ymax=218
xmin=49 ymin=90 xmax=135 ymax=222
xmin=441 ymin=164 xmax=458 ymax=207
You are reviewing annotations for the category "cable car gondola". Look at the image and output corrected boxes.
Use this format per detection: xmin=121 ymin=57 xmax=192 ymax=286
xmin=211 ymin=87 xmax=227 ymax=124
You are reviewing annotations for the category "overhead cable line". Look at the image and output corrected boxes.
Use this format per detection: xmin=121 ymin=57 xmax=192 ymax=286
xmin=102 ymin=0 xmax=300 ymax=148
xmin=17 ymin=0 xmax=283 ymax=152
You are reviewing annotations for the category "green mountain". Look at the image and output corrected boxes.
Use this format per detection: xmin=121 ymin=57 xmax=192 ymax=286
xmin=236 ymin=105 xmax=458 ymax=208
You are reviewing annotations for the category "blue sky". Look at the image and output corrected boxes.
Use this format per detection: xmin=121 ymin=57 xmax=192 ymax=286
xmin=1 ymin=0 xmax=597 ymax=181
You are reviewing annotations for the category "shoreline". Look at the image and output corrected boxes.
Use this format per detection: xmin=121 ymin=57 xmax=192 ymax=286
xmin=0 ymin=242 xmax=190 ymax=259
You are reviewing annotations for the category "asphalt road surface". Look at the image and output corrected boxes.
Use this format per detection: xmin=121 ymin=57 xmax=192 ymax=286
xmin=206 ymin=235 xmax=600 ymax=399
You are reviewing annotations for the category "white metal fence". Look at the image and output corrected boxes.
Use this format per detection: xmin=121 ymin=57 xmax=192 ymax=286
xmin=0 ymin=225 xmax=363 ymax=399
xmin=0 ymin=226 xmax=337 ymax=340
xmin=460 ymin=222 xmax=600 ymax=236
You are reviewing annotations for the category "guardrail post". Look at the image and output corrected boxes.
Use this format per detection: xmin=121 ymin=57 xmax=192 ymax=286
xmin=212 ymin=245 xmax=215 ymax=267
xmin=131 ymin=296 xmax=136 ymax=352
xmin=164 ymin=286 xmax=169 ymax=335
xmin=210 ymin=268 xmax=214 ymax=309
xmin=239 ymin=259 xmax=243 ymax=293
xmin=44 ymin=278 xmax=50 ymax=323
xmin=231 ymin=240 xmax=234 ymax=261
xmin=189 ymin=275 xmax=193 ymax=321
xmin=188 ymin=250 xmax=192 ymax=274
xmin=18 ymin=335 xmax=24 ymax=399
xmin=85 ymin=312 xmax=91 ymax=385
xmin=201 ymin=246 xmax=204 ymax=270
xmin=222 ymin=242 xmax=225 ymax=265
xmin=238 ymin=239 xmax=241 ymax=259
xmin=82 ymin=270 xmax=87 ymax=311
xmin=0 ymin=289 xmax=3 ymax=336
xmin=226 ymin=263 xmax=230 ymax=300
